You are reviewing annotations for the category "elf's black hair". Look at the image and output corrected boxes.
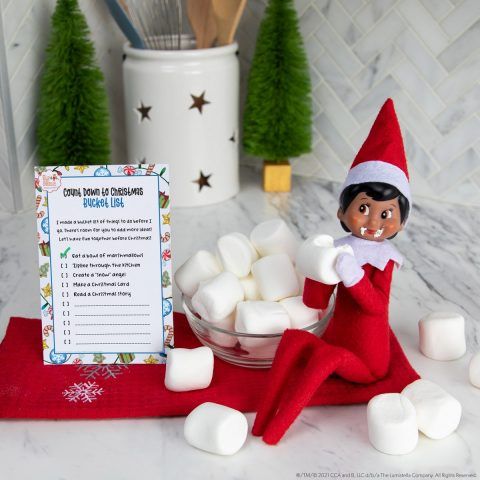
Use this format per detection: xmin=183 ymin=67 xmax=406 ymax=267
xmin=339 ymin=182 xmax=409 ymax=239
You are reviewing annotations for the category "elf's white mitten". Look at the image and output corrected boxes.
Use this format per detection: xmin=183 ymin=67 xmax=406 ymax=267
xmin=335 ymin=252 xmax=364 ymax=287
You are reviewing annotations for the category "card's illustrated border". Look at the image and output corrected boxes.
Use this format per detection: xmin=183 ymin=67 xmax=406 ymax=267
xmin=35 ymin=164 xmax=172 ymax=365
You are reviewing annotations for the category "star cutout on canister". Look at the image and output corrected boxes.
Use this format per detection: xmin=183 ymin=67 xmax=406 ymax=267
xmin=135 ymin=102 xmax=152 ymax=122
xmin=193 ymin=171 xmax=212 ymax=191
xmin=189 ymin=91 xmax=210 ymax=114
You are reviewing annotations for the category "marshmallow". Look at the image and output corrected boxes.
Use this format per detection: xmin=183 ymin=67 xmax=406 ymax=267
xmin=250 ymin=218 xmax=299 ymax=262
xmin=174 ymin=250 xmax=222 ymax=298
xmin=251 ymin=254 xmax=299 ymax=301
xmin=192 ymin=272 xmax=244 ymax=323
xmin=296 ymin=234 xmax=354 ymax=285
xmin=208 ymin=311 xmax=238 ymax=348
xmin=235 ymin=301 xmax=291 ymax=349
xmin=240 ymin=274 xmax=261 ymax=301
xmin=402 ymin=379 xmax=461 ymax=439
xmin=297 ymin=270 xmax=305 ymax=294
xmin=367 ymin=393 xmax=418 ymax=455
xmin=165 ymin=347 xmax=214 ymax=392
xmin=279 ymin=296 xmax=319 ymax=329
xmin=217 ymin=232 xmax=259 ymax=278
xmin=418 ymin=311 xmax=466 ymax=361
xmin=184 ymin=402 xmax=248 ymax=455
xmin=470 ymin=352 xmax=480 ymax=388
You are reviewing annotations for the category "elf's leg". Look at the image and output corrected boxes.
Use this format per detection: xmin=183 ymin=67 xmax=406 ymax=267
xmin=252 ymin=329 xmax=319 ymax=437
xmin=261 ymin=340 xmax=376 ymax=445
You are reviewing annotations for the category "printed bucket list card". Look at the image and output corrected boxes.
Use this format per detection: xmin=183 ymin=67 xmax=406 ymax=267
xmin=35 ymin=164 xmax=173 ymax=365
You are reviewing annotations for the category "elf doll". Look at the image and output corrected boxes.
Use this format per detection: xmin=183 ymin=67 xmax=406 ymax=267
xmin=253 ymin=98 xmax=419 ymax=445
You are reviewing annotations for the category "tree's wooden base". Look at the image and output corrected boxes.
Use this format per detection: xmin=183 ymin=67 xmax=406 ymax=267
xmin=263 ymin=160 xmax=291 ymax=192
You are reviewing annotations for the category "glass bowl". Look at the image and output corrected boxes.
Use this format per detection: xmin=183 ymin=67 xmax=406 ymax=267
xmin=182 ymin=295 xmax=334 ymax=368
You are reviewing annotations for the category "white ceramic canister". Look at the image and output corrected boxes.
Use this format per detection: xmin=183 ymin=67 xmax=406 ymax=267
xmin=123 ymin=37 xmax=239 ymax=207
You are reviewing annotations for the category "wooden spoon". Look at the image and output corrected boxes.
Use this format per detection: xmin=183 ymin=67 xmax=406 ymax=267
xmin=211 ymin=0 xmax=247 ymax=46
xmin=187 ymin=0 xmax=217 ymax=49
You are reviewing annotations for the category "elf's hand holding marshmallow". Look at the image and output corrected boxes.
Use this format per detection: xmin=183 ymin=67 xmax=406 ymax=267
xmin=335 ymin=251 xmax=364 ymax=287
xmin=296 ymin=234 xmax=355 ymax=286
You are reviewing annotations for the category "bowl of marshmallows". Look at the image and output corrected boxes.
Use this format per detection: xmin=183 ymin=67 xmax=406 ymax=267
xmin=175 ymin=219 xmax=334 ymax=368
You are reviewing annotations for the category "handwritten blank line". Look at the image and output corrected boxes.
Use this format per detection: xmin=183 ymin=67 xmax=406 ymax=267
xmin=76 ymin=342 xmax=151 ymax=345
xmin=76 ymin=333 xmax=151 ymax=336
xmin=75 ymin=304 xmax=150 ymax=307
xmin=74 ymin=314 xmax=150 ymax=317
xmin=76 ymin=323 xmax=151 ymax=326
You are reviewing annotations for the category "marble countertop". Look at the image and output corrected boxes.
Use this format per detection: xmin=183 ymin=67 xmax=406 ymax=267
xmin=0 ymin=166 xmax=479 ymax=479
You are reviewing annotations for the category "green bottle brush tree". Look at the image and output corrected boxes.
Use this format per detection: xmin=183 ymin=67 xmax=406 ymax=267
xmin=243 ymin=0 xmax=312 ymax=191
xmin=37 ymin=0 xmax=110 ymax=166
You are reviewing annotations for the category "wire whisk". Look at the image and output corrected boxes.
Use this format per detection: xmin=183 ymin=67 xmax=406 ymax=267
xmin=125 ymin=0 xmax=183 ymax=50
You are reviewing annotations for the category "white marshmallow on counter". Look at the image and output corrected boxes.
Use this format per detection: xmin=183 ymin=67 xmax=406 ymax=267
xmin=401 ymin=379 xmax=461 ymax=439
xmin=418 ymin=311 xmax=466 ymax=361
xmin=165 ymin=347 xmax=214 ymax=392
xmin=174 ymin=250 xmax=222 ymax=298
xmin=469 ymin=352 xmax=480 ymax=388
xmin=249 ymin=218 xmax=299 ymax=262
xmin=251 ymin=253 xmax=299 ymax=301
xmin=279 ymin=296 xmax=319 ymax=329
xmin=184 ymin=402 xmax=248 ymax=455
xmin=240 ymin=274 xmax=262 ymax=301
xmin=296 ymin=234 xmax=354 ymax=285
xmin=217 ymin=232 xmax=259 ymax=278
xmin=367 ymin=393 xmax=418 ymax=455
xmin=192 ymin=272 xmax=244 ymax=323
xmin=208 ymin=311 xmax=237 ymax=348
xmin=235 ymin=301 xmax=291 ymax=349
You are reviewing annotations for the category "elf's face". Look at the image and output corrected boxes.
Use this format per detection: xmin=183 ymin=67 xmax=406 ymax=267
xmin=337 ymin=192 xmax=403 ymax=241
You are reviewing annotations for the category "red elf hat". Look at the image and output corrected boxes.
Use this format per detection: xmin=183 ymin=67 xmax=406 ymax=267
xmin=340 ymin=98 xmax=411 ymax=207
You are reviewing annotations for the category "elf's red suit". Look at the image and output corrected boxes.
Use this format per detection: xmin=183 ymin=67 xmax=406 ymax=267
xmin=304 ymin=261 xmax=394 ymax=381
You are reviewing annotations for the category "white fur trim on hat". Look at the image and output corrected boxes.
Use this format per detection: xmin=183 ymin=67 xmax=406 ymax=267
xmin=340 ymin=160 xmax=411 ymax=207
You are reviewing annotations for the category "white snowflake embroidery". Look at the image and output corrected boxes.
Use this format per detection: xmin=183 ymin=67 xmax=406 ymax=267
xmin=62 ymin=382 xmax=104 ymax=403
xmin=77 ymin=364 xmax=128 ymax=381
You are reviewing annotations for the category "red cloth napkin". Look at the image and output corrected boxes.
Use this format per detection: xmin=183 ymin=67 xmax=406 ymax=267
xmin=0 ymin=313 xmax=419 ymax=419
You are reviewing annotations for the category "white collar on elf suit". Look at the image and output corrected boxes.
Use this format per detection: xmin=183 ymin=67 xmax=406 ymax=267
xmin=334 ymin=234 xmax=403 ymax=271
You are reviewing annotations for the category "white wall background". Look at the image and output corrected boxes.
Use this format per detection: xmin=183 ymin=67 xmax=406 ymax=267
xmin=0 ymin=0 xmax=479 ymax=211
xmin=240 ymin=0 xmax=480 ymax=206
xmin=0 ymin=4 xmax=21 ymax=212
